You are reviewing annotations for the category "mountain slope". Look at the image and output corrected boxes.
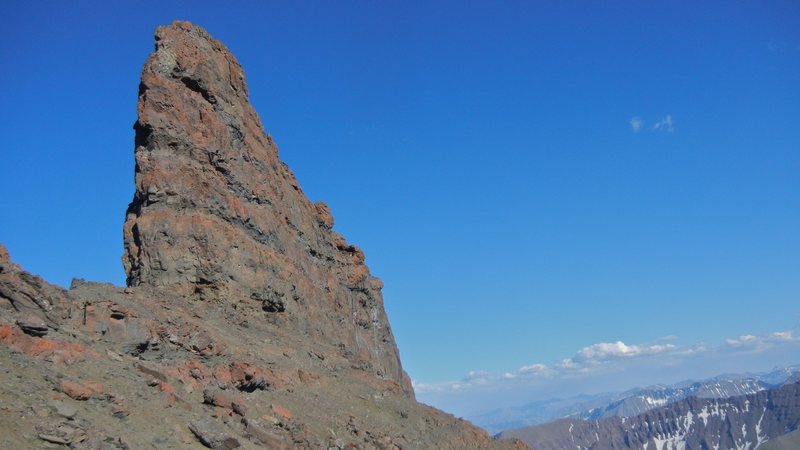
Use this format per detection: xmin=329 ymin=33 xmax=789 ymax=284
xmin=471 ymin=368 xmax=798 ymax=434
xmin=499 ymin=381 xmax=800 ymax=450
xmin=577 ymin=378 xmax=772 ymax=421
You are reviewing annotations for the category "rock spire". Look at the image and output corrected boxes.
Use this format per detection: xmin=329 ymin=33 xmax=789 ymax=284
xmin=123 ymin=21 xmax=407 ymax=390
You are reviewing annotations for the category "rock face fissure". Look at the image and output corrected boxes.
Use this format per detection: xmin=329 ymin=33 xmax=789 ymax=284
xmin=122 ymin=21 xmax=408 ymax=391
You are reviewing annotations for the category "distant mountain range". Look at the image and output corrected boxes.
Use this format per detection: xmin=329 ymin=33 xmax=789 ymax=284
xmin=470 ymin=365 xmax=800 ymax=435
xmin=499 ymin=379 xmax=800 ymax=450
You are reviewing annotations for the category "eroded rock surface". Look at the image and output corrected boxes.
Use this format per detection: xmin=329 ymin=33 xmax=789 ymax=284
xmin=123 ymin=20 xmax=406 ymax=391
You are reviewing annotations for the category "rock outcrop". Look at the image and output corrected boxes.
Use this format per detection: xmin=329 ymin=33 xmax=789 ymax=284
xmin=123 ymin=21 xmax=406 ymax=390
xmin=0 ymin=21 xmax=526 ymax=449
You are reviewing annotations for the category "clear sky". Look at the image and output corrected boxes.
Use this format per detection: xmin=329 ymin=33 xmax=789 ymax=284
xmin=2 ymin=1 xmax=798 ymax=417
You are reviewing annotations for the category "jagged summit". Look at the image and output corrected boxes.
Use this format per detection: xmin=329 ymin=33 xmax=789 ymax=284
xmin=123 ymin=21 xmax=407 ymax=389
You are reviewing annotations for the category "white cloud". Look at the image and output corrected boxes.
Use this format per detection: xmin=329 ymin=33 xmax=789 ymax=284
xmin=558 ymin=358 xmax=581 ymax=370
xmin=463 ymin=370 xmax=491 ymax=385
xmin=630 ymin=117 xmax=643 ymax=132
xmin=503 ymin=363 xmax=554 ymax=379
xmin=574 ymin=341 xmax=676 ymax=362
xmin=518 ymin=363 xmax=550 ymax=375
xmin=726 ymin=335 xmax=756 ymax=347
xmin=769 ymin=331 xmax=796 ymax=342
xmin=725 ymin=331 xmax=798 ymax=351
xmin=413 ymin=329 xmax=800 ymax=397
xmin=630 ymin=114 xmax=675 ymax=133
xmin=651 ymin=114 xmax=675 ymax=132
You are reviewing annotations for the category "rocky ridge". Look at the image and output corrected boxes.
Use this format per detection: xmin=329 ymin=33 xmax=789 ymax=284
xmin=0 ymin=21 xmax=526 ymax=450
xmin=499 ymin=381 xmax=800 ymax=450
xmin=471 ymin=368 xmax=798 ymax=435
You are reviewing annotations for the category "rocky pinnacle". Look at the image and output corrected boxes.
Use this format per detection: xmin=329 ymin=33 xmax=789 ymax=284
xmin=122 ymin=21 xmax=409 ymax=392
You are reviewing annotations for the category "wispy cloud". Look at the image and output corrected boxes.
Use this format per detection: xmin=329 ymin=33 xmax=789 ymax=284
xmin=767 ymin=39 xmax=788 ymax=53
xmin=575 ymin=341 xmax=675 ymax=361
xmin=630 ymin=117 xmax=643 ymax=132
xmin=413 ymin=329 xmax=799 ymax=395
xmin=651 ymin=114 xmax=675 ymax=132
xmin=724 ymin=331 xmax=798 ymax=351
xmin=629 ymin=114 xmax=675 ymax=133
xmin=503 ymin=363 xmax=553 ymax=380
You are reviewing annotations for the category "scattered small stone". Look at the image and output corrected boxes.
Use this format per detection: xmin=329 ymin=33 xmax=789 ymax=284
xmin=203 ymin=388 xmax=234 ymax=408
xmin=52 ymin=402 xmax=78 ymax=419
xmin=231 ymin=401 xmax=248 ymax=417
xmin=243 ymin=418 xmax=292 ymax=449
xmin=39 ymin=433 xmax=70 ymax=445
xmin=190 ymin=331 xmax=213 ymax=353
xmin=111 ymin=398 xmax=130 ymax=419
xmin=135 ymin=361 xmax=168 ymax=382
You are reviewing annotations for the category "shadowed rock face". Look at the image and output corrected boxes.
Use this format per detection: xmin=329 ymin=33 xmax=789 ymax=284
xmin=123 ymin=21 xmax=407 ymax=391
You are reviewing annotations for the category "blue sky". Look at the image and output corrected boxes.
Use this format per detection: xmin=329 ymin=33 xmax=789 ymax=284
xmin=1 ymin=1 xmax=798 ymax=417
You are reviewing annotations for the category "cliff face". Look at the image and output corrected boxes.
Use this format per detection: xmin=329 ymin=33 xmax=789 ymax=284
xmin=0 ymin=21 xmax=527 ymax=450
xmin=123 ymin=21 xmax=405 ymax=390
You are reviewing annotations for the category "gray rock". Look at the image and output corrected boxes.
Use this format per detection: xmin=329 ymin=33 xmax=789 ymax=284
xmin=16 ymin=314 xmax=48 ymax=336
xmin=51 ymin=401 xmax=78 ymax=419
xmin=188 ymin=420 xmax=240 ymax=449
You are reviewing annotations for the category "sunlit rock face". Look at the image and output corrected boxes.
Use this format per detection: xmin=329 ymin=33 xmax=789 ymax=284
xmin=122 ymin=21 xmax=407 ymax=390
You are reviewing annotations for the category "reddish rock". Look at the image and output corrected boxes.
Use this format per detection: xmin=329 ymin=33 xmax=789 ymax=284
xmin=212 ymin=364 xmax=233 ymax=388
xmin=202 ymin=388 xmax=235 ymax=409
xmin=85 ymin=382 xmax=105 ymax=396
xmin=159 ymin=382 xmax=177 ymax=407
xmin=228 ymin=360 xmax=271 ymax=391
xmin=297 ymin=369 xmax=321 ymax=385
xmin=60 ymin=380 xmax=94 ymax=401
xmin=270 ymin=404 xmax=293 ymax=421
xmin=0 ymin=323 xmax=99 ymax=365
xmin=121 ymin=20 xmax=409 ymax=393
